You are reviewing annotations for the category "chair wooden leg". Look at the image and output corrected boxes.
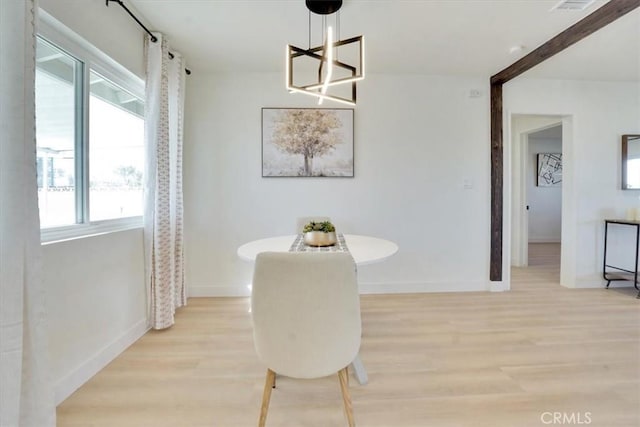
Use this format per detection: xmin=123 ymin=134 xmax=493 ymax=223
xmin=338 ymin=367 xmax=355 ymax=427
xmin=259 ymin=369 xmax=276 ymax=427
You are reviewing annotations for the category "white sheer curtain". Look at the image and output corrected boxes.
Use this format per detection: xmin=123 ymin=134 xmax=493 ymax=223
xmin=144 ymin=33 xmax=186 ymax=330
xmin=0 ymin=0 xmax=56 ymax=425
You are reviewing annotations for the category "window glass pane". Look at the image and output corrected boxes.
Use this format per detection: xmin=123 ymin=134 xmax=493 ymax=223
xmin=89 ymin=71 xmax=144 ymax=221
xmin=35 ymin=38 xmax=80 ymax=228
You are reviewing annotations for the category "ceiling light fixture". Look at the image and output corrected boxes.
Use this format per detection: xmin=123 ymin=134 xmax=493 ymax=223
xmin=286 ymin=0 xmax=365 ymax=106
xmin=318 ymin=25 xmax=334 ymax=105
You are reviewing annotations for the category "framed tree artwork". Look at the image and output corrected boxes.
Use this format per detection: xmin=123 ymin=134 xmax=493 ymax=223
xmin=262 ymin=108 xmax=354 ymax=177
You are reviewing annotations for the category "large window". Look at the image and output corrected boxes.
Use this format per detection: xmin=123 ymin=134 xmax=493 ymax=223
xmin=35 ymin=38 xmax=79 ymax=228
xmin=88 ymin=70 xmax=144 ymax=221
xmin=35 ymin=21 xmax=144 ymax=241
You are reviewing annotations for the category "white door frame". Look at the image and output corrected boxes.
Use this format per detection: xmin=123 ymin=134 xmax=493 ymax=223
xmin=509 ymin=114 xmax=565 ymax=268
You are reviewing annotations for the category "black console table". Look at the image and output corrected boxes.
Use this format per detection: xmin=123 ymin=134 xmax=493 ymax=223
xmin=603 ymin=219 xmax=640 ymax=298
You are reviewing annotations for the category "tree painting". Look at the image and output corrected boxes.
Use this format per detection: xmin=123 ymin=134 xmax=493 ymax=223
xmin=272 ymin=109 xmax=341 ymax=176
xmin=262 ymin=108 xmax=353 ymax=177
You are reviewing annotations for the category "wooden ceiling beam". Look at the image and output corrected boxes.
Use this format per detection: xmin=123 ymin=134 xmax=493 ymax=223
xmin=492 ymin=0 xmax=640 ymax=86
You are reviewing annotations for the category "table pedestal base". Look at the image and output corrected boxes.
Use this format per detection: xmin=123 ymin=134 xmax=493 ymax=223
xmin=351 ymin=354 xmax=368 ymax=385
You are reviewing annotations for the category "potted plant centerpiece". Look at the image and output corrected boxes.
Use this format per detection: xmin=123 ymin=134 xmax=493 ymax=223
xmin=302 ymin=221 xmax=337 ymax=247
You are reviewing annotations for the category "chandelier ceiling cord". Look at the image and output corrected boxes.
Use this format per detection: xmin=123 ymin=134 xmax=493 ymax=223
xmin=286 ymin=0 xmax=364 ymax=106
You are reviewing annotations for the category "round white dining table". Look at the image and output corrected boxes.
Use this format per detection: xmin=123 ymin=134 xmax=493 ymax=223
xmin=237 ymin=234 xmax=398 ymax=266
xmin=237 ymin=233 xmax=398 ymax=386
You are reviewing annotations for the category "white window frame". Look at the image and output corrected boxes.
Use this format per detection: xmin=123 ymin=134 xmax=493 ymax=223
xmin=38 ymin=10 xmax=145 ymax=243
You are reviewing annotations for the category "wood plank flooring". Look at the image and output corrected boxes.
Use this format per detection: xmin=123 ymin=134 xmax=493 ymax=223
xmin=57 ymin=244 xmax=640 ymax=426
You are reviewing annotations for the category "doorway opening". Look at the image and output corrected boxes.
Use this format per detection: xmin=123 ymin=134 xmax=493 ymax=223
xmin=510 ymin=115 xmax=564 ymax=286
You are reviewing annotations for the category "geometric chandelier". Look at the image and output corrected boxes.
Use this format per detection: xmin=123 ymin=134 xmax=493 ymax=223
xmin=286 ymin=0 xmax=365 ymax=106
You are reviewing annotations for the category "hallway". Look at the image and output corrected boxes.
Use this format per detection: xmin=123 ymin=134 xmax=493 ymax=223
xmin=511 ymin=242 xmax=561 ymax=290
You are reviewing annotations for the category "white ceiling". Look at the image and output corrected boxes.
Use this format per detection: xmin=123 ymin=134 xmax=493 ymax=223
xmin=529 ymin=124 xmax=563 ymax=140
xmin=129 ymin=0 xmax=639 ymax=81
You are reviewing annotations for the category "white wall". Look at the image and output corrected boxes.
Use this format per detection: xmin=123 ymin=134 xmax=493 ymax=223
xmin=528 ymin=136 xmax=562 ymax=243
xmin=184 ymin=72 xmax=491 ymax=296
xmin=504 ymin=78 xmax=640 ymax=288
xmin=43 ymin=230 xmax=146 ymax=404
xmin=38 ymin=1 xmax=148 ymax=404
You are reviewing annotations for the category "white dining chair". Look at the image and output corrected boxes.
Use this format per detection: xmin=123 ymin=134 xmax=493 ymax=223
xmin=251 ymin=251 xmax=361 ymax=427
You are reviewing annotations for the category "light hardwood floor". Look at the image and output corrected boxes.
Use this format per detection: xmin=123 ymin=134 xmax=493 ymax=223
xmin=57 ymin=244 xmax=639 ymax=426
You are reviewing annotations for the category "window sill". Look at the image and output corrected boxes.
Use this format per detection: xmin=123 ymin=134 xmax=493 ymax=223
xmin=41 ymin=217 xmax=143 ymax=245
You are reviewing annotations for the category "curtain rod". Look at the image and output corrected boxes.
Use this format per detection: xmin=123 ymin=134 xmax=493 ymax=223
xmin=105 ymin=0 xmax=192 ymax=75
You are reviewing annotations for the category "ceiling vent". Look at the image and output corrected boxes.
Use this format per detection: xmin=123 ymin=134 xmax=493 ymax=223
xmin=551 ymin=0 xmax=596 ymax=11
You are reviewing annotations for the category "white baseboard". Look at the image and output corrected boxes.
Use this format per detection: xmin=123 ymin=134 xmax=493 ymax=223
xmin=188 ymin=285 xmax=252 ymax=297
xmin=603 ymin=282 xmax=637 ymax=289
xmin=188 ymin=281 xmax=489 ymax=297
xmin=528 ymin=237 xmax=561 ymax=243
xmin=572 ymin=278 xmax=635 ymax=289
xmin=489 ymin=281 xmax=508 ymax=292
xmin=358 ymin=280 xmax=488 ymax=294
xmin=54 ymin=318 xmax=149 ymax=406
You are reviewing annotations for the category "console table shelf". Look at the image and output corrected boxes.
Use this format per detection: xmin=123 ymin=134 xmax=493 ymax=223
xmin=603 ymin=219 xmax=640 ymax=298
